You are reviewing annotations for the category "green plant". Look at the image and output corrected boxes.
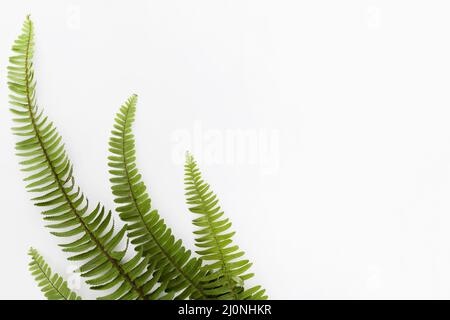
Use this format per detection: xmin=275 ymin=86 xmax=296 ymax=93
xmin=9 ymin=16 xmax=266 ymax=300
xmin=185 ymin=154 xmax=266 ymax=300
xmin=28 ymin=248 xmax=82 ymax=300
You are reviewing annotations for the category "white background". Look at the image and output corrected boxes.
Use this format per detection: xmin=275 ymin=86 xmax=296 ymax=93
xmin=1 ymin=0 xmax=450 ymax=300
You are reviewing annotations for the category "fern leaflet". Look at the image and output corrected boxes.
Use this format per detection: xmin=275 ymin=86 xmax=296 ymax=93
xmin=184 ymin=154 xmax=267 ymax=299
xmin=108 ymin=95 xmax=211 ymax=299
xmin=29 ymin=248 xmax=82 ymax=300
xmin=8 ymin=16 xmax=166 ymax=300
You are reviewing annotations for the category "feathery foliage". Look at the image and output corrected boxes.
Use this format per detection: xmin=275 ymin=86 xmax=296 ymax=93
xmin=9 ymin=16 xmax=266 ymax=300
xmin=108 ymin=95 xmax=209 ymax=299
xmin=28 ymin=248 xmax=82 ymax=300
xmin=184 ymin=154 xmax=267 ymax=300
xmin=8 ymin=16 xmax=166 ymax=300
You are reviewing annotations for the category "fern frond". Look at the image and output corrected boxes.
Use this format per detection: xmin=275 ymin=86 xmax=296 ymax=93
xmin=9 ymin=16 xmax=165 ymax=300
xmin=108 ymin=95 xmax=210 ymax=299
xmin=28 ymin=248 xmax=82 ymax=300
xmin=184 ymin=153 xmax=267 ymax=300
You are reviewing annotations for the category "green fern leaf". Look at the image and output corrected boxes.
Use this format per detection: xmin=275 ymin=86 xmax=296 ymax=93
xmin=108 ymin=95 xmax=211 ymax=299
xmin=184 ymin=153 xmax=267 ymax=300
xmin=9 ymin=16 xmax=165 ymax=300
xmin=29 ymin=248 xmax=82 ymax=300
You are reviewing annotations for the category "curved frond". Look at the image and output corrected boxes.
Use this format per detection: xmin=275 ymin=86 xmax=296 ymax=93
xmin=9 ymin=16 xmax=164 ymax=300
xmin=184 ymin=153 xmax=267 ymax=300
xmin=108 ymin=95 xmax=209 ymax=299
xmin=29 ymin=248 xmax=82 ymax=300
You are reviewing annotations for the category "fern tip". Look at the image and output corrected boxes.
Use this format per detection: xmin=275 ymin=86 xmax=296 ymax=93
xmin=25 ymin=14 xmax=33 ymax=25
xmin=185 ymin=151 xmax=194 ymax=164
xmin=128 ymin=93 xmax=138 ymax=103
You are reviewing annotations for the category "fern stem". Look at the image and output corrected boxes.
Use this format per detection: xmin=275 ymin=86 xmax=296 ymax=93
xmin=22 ymin=23 xmax=147 ymax=300
xmin=120 ymin=101 xmax=208 ymax=299
xmin=186 ymin=160 xmax=238 ymax=300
